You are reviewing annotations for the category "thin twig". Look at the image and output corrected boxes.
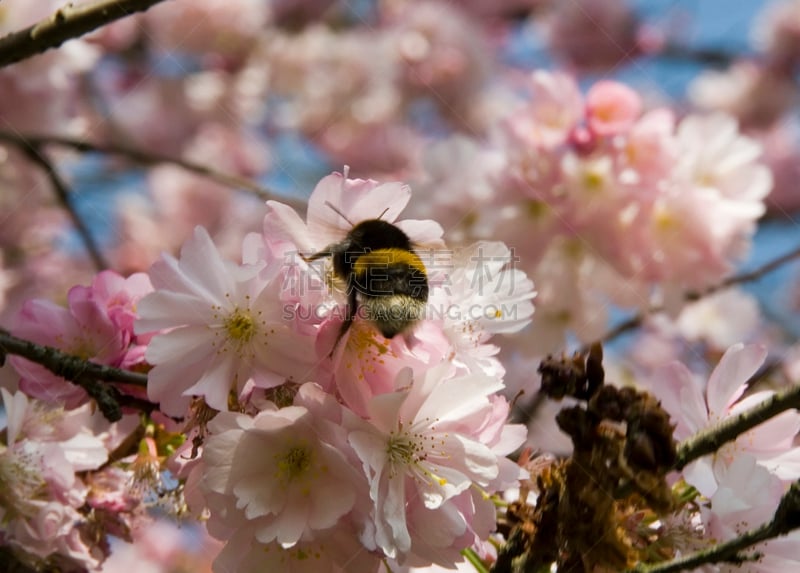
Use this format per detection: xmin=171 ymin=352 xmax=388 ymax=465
xmin=17 ymin=142 xmax=110 ymax=271
xmin=588 ymin=244 xmax=800 ymax=351
xmin=657 ymin=44 xmax=738 ymax=68
xmin=688 ymin=246 xmax=800 ymax=300
xmin=0 ymin=328 xmax=150 ymax=422
xmin=0 ymin=0 xmax=169 ymax=68
xmin=0 ymin=130 xmax=307 ymax=209
xmin=629 ymin=481 xmax=800 ymax=573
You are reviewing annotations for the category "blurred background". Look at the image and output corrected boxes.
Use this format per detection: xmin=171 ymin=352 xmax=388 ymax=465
xmin=1 ymin=1 xmax=800 ymax=569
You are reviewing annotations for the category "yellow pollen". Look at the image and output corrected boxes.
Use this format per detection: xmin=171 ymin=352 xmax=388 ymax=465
xmin=387 ymin=435 xmax=418 ymax=465
xmin=526 ymin=200 xmax=549 ymax=220
xmin=224 ymin=308 xmax=256 ymax=343
xmin=54 ymin=332 xmax=95 ymax=360
xmin=276 ymin=444 xmax=313 ymax=484
xmin=654 ymin=205 xmax=677 ymax=232
xmin=494 ymin=309 xmax=502 ymax=318
xmin=582 ymin=169 xmax=605 ymax=190
xmin=347 ymin=321 xmax=391 ymax=365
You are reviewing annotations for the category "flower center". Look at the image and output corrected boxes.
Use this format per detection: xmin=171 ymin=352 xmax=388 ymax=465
xmin=0 ymin=443 xmax=47 ymax=517
xmin=386 ymin=427 xmax=449 ymax=486
xmin=387 ymin=433 xmax=422 ymax=467
xmin=276 ymin=444 xmax=313 ymax=486
xmin=224 ymin=308 xmax=256 ymax=344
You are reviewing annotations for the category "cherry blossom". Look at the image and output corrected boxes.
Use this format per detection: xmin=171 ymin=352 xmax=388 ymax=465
xmin=347 ymin=363 xmax=525 ymax=564
xmin=135 ymin=226 xmax=316 ymax=416
xmin=10 ymin=271 xmax=147 ymax=408
xmin=0 ymin=390 xmax=110 ymax=570
xmin=201 ymin=385 xmax=365 ymax=549
xmin=4 ymin=3 xmax=800 ymax=571
xmin=650 ymin=343 xmax=800 ymax=496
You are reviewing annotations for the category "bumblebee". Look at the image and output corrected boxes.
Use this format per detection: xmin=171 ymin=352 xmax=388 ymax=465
xmin=304 ymin=213 xmax=429 ymax=351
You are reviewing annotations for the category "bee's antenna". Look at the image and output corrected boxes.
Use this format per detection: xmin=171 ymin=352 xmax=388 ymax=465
xmin=377 ymin=207 xmax=390 ymax=220
xmin=324 ymin=201 xmax=357 ymax=227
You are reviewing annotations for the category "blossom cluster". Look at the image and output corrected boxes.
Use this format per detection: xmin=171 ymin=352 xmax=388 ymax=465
xmin=10 ymin=271 xmax=153 ymax=408
xmin=4 ymin=1 xmax=800 ymax=571
xmin=2 ymin=170 xmax=536 ymax=571
xmin=4 ymin=168 xmax=800 ymax=572
xmin=138 ymin=170 xmax=536 ymax=571
xmin=645 ymin=343 xmax=800 ymax=569
xmin=0 ymin=390 xmax=141 ymax=571
xmin=413 ymin=71 xmax=773 ymax=354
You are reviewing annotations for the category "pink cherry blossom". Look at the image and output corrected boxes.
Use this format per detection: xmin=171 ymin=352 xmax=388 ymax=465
xmin=145 ymin=0 xmax=268 ymax=62
xmin=212 ymin=520 xmax=381 ymax=573
xmin=11 ymin=292 xmax=127 ymax=408
xmin=698 ymin=454 xmax=800 ymax=572
xmin=431 ymin=241 xmax=536 ymax=376
xmin=387 ymin=1 xmax=490 ymax=124
xmin=675 ymin=289 xmax=762 ymax=350
xmin=201 ymin=391 xmax=364 ymax=548
xmin=585 ymin=81 xmax=642 ymax=137
xmin=263 ymin=167 xmax=444 ymax=257
xmin=346 ymin=363 xmax=525 ymax=564
xmin=0 ymin=389 xmax=110 ymax=570
xmin=690 ymin=62 xmax=796 ymax=129
xmin=650 ymin=343 xmax=800 ymax=496
xmin=318 ymin=319 xmax=450 ymax=418
xmin=196 ymin=383 xmax=382 ymax=572
xmin=135 ymin=226 xmax=316 ymax=416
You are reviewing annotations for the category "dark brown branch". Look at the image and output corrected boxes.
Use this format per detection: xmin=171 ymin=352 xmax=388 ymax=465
xmin=588 ymin=244 xmax=800 ymax=351
xmin=16 ymin=141 xmax=110 ymax=271
xmin=0 ymin=0 xmax=169 ymax=68
xmin=0 ymin=130 xmax=306 ymax=209
xmin=0 ymin=328 xmax=150 ymax=422
xmin=630 ymin=480 xmax=800 ymax=573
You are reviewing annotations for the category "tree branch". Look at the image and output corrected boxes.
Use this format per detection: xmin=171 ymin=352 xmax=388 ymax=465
xmin=0 ymin=130 xmax=307 ymax=210
xmin=0 ymin=328 xmax=150 ymax=422
xmin=630 ymin=480 xmax=800 ymax=573
xmin=589 ymin=244 xmax=800 ymax=351
xmin=657 ymin=44 xmax=739 ymax=68
xmin=15 ymin=140 xmax=110 ymax=271
xmin=0 ymin=0 xmax=169 ymax=69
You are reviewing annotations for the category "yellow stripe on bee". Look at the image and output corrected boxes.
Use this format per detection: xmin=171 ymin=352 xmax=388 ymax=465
xmin=353 ymin=248 xmax=427 ymax=276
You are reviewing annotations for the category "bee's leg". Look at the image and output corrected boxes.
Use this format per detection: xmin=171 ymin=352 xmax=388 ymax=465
xmin=328 ymin=288 xmax=357 ymax=357
xmin=300 ymin=249 xmax=331 ymax=263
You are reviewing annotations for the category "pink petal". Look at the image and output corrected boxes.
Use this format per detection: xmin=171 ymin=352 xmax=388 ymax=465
xmin=144 ymin=326 xmax=216 ymax=364
xmin=651 ymin=361 xmax=705 ymax=438
xmin=395 ymin=219 xmax=445 ymax=248
xmin=682 ymin=458 xmax=718 ymax=497
xmin=263 ymin=200 xmax=318 ymax=253
xmin=184 ymin=353 xmax=238 ymax=411
xmin=2 ymin=389 xmax=28 ymax=445
xmin=274 ymin=489 xmax=310 ymax=547
xmin=308 ymin=473 xmax=355 ymax=529
xmin=135 ymin=291 xmax=216 ymax=332
xmin=346 ymin=181 xmax=411 ymax=223
xmin=706 ymin=343 xmax=767 ymax=418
